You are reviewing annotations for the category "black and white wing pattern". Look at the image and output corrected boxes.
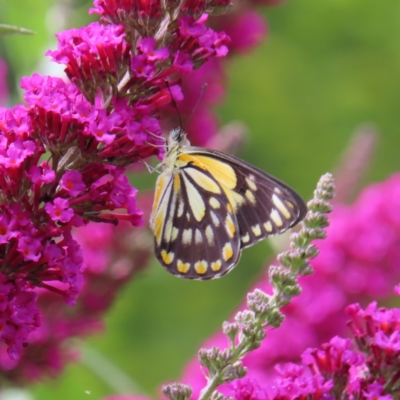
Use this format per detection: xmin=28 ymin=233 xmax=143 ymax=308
xmin=194 ymin=149 xmax=308 ymax=250
xmin=150 ymin=140 xmax=307 ymax=280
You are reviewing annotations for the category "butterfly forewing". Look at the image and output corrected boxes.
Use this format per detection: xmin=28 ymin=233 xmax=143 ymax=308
xmin=189 ymin=149 xmax=308 ymax=249
xmin=150 ymin=129 xmax=307 ymax=280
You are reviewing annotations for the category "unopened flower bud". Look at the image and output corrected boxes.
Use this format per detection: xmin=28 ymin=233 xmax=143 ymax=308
xmin=222 ymin=321 xmax=239 ymax=345
xmin=162 ymin=383 xmax=192 ymax=400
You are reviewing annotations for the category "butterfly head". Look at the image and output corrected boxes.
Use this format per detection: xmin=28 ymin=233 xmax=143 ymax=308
xmin=167 ymin=128 xmax=191 ymax=150
xmin=162 ymin=128 xmax=191 ymax=171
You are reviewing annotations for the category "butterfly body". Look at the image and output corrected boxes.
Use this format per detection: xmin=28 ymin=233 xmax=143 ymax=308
xmin=150 ymin=128 xmax=307 ymax=280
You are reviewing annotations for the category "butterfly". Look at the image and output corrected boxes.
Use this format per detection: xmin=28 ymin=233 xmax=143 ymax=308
xmin=150 ymin=128 xmax=307 ymax=280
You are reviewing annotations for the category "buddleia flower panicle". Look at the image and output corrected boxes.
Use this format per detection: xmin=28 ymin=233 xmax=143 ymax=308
xmin=0 ymin=0 xmax=278 ymax=381
xmin=0 ymin=221 xmax=151 ymax=383
xmin=162 ymin=173 xmax=335 ymax=400
xmin=0 ymin=0 xmax=236 ymax=362
xmin=265 ymin=301 xmax=400 ymax=400
xmin=219 ymin=302 xmax=400 ymax=400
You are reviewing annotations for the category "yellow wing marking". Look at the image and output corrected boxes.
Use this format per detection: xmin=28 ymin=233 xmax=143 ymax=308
xmin=209 ymin=197 xmax=221 ymax=209
xmin=171 ymin=227 xmax=179 ymax=242
xmin=241 ymin=233 xmax=250 ymax=244
xmin=178 ymin=153 xmax=245 ymax=211
xmin=153 ymin=212 xmax=165 ymax=244
xmin=152 ymin=174 xmax=168 ymax=216
xmin=195 ymin=229 xmax=203 ymax=244
xmin=182 ymin=174 xmax=206 ymax=222
xmin=251 ymin=224 xmax=262 ymax=237
xmin=270 ymin=209 xmax=283 ymax=227
xmin=164 ymin=220 xmax=173 ymax=241
xmin=163 ymin=176 xmax=179 ymax=243
xmin=195 ymin=261 xmax=208 ymax=274
xmin=272 ymin=194 xmax=291 ymax=219
xmin=225 ymin=214 xmax=236 ymax=238
xmin=182 ymin=229 xmax=192 ymax=245
xmin=161 ymin=250 xmax=174 ymax=265
xmin=185 ymin=168 xmax=221 ymax=194
xmin=192 ymin=155 xmax=237 ymax=189
xmin=245 ymin=176 xmax=257 ymax=191
xmin=264 ymin=221 xmax=273 ymax=232
xmin=177 ymin=260 xmax=190 ymax=274
xmin=211 ymin=260 xmax=222 ymax=272
xmin=173 ymin=174 xmax=180 ymax=192
xmin=151 ymin=174 xmax=173 ymax=245
xmin=222 ymin=243 xmax=234 ymax=261
xmin=177 ymin=153 xmax=237 ymax=191
xmin=205 ymin=225 xmax=214 ymax=245
xmin=177 ymin=199 xmax=184 ymax=217
xmin=211 ymin=211 xmax=220 ymax=226
xmin=286 ymin=200 xmax=295 ymax=209
xmin=245 ymin=190 xmax=256 ymax=205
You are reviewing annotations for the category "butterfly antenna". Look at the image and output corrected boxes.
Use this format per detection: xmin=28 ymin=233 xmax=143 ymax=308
xmin=165 ymin=80 xmax=183 ymax=129
xmin=188 ymin=83 xmax=208 ymax=124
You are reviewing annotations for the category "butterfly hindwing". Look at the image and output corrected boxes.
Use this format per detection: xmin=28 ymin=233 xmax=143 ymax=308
xmin=206 ymin=153 xmax=307 ymax=248
xmin=151 ymin=161 xmax=241 ymax=279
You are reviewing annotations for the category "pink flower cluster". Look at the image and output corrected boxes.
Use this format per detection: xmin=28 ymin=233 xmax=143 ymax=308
xmin=0 ymin=0 xmax=272 ymax=383
xmin=0 ymin=276 xmax=39 ymax=361
xmin=0 ymin=0 xmax=236 ymax=362
xmin=228 ymin=302 xmax=400 ymax=399
xmin=180 ymin=173 xmax=400 ymax=397
xmin=0 ymin=221 xmax=151 ymax=383
xmin=102 ymin=302 xmax=400 ymax=399
xmin=0 ymin=94 xmax=146 ymax=300
xmin=0 ymin=0 xmax=272 ymax=386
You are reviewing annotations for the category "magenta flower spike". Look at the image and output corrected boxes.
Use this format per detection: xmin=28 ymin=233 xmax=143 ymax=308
xmin=0 ymin=0 xmax=235 ymax=363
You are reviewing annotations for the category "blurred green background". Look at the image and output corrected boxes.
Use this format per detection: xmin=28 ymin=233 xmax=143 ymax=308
xmin=1 ymin=0 xmax=400 ymax=398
